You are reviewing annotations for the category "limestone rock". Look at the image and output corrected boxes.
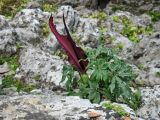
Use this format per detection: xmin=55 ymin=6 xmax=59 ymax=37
xmin=15 ymin=47 xmax=64 ymax=90
xmin=137 ymin=85 xmax=160 ymax=120
xmin=133 ymin=35 xmax=160 ymax=86
xmin=0 ymin=29 xmax=17 ymax=56
xmin=0 ymin=15 xmax=10 ymax=30
xmin=0 ymin=92 xmax=123 ymax=120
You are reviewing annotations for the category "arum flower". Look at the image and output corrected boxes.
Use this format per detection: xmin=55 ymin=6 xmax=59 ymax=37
xmin=49 ymin=14 xmax=88 ymax=74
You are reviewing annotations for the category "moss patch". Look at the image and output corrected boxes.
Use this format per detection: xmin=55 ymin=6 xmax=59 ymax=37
xmin=0 ymin=0 xmax=31 ymax=19
xmin=102 ymin=102 xmax=129 ymax=117
xmin=42 ymin=22 xmax=50 ymax=37
xmin=89 ymin=11 xmax=108 ymax=21
xmin=42 ymin=3 xmax=57 ymax=12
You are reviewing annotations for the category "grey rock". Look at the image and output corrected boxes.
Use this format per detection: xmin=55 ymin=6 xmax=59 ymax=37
xmin=0 ymin=63 xmax=9 ymax=74
xmin=153 ymin=6 xmax=160 ymax=13
xmin=11 ymin=9 xmax=40 ymax=28
xmin=133 ymin=35 xmax=160 ymax=86
xmin=61 ymin=0 xmax=80 ymax=7
xmin=55 ymin=6 xmax=99 ymax=47
xmin=15 ymin=47 xmax=64 ymax=90
xmin=138 ymin=4 xmax=153 ymax=12
xmin=108 ymin=32 xmax=133 ymax=54
xmin=10 ymin=8 xmax=49 ymax=35
xmin=137 ymin=85 xmax=160 ymax=120
xmin=0 ymin=93 xmax=124 ymax=120
xmin=26 ymin=1 xmax=41 ymax=9
xmin=0 ymin=29 xmax=17 ymax=56
xmin=0 ymin=15 xmax=9 ymax=30
xmin=40 ymin=33 xmax=59 ymax=54
xmin=136 ymin=14 xmax=152 ymax=26
xmin=15 ymin=28 xmax=41 ymax=46
xmin=154 ymin=21 xmax=160 ymax=32
xmin=9 ymin=8 xmax=51 ymax=48
xmin=0 ymin=76 xmax=2 ymax=85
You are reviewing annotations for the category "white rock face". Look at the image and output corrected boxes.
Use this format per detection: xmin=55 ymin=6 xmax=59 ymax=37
xmin=154 ymin=21 xmax=160 ymax=32
xmin=11 ymin=9 xmax=48 ymax=32
xmin=0 ymin=15 xmax=10 ymax=30
xmin=9 ymin=9 xmax=50 ymax=46
xmin=16 ymin=47 xmax=64 ymax=90
xmin=137 ymin=85 xmax=160 ymax=120
xmin=0 ymin=29 xmax=17 ymax=56
xmin=0 ymin=91 xmax=124 ymax=120
xmin=132 ymin=35 xmax=160 ymax=86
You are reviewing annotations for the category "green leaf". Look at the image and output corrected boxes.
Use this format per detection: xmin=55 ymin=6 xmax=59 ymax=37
xmin=109 ymin=77 xmax=116 ymax=93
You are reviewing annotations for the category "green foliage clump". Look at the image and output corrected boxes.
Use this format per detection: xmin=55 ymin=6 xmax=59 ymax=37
xmin=0 ymin=55 xmax=35 ymax=93
xmin=125 ymin=89 xmax=142 ymax=110
xmin=156 ymin=71 xmax=160 ymax=77
xmin=42 ymin=22 xmax=50 ymax=37
xmin=42 ymin=3 xmax=57 ymax=12
xmin=89 ymin=11 xmax=108 ymax=21
xmin=148 ymin=11 xmax=160 ymax=22
xmin=61 ymin=45 xmax=141 ymax=110
xmin=112 ymin=15 xmax=153 ymax=43
xmin=102 ymin=101 xmax=129 ymax=117
xmin=0 ymin=0 xmax=30 ymax=19
xmin=0 ymin=55 xmax=20 ymax=72
xmin=34 ymin=74 xmax=41 ymax=81
xmin=2 ymin=75 xmax=35 ymax=93
xmin=111 ymin=4 xmax=125 ymax=12
xmin=71 ymin=33 xmax=81 ymax=44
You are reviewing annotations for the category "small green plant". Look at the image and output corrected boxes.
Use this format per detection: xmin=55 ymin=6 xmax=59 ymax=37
xmin=124 ymin=89 xmax=142 ymax=110
xmin=137 ymin=63 xmax=144 ymax=70
xmin=116 ymin=43 xmax=124 ymax=50
xmin=156 ymin=71 xmax=160 ymax=77
xmin=112 ymin=15 xmax=153 ymax=43
xmin=102 ymin=101 xmax=129 ymax=117
xmin=89 ymin=11 xmax=108 ymax=21
xmin=1 ymin=75 xmax=15 ymax=88
xmin=61 ymin=45 xmax=141 ymax=110
xmin=42 ymin=3 xmax=57 ymax=12
xmin=99 ymin=32 xmax=106 ymax=43
xmin=0 ymin=55 xmax=20 ymax=72
xmin=111 ymin=4 xmax=126 ymax=12
xmin=71 ymin=33 xmax=81 ymax=44
xmin=42 ymin=22 xmax=50 ymax=37
xmin=34 ymin=74 xmax=41 ymax=81
xmin=148 ymin=11 xmax=160 ymax=22
xmin=2 ymin=75 xmax=35 ymax=93
xmin=112 ymin=16 xmax=120 ymax=22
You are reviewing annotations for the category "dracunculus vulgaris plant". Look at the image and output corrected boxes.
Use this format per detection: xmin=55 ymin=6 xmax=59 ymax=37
xmin=49 ymin=14 xmax=88 ymax=75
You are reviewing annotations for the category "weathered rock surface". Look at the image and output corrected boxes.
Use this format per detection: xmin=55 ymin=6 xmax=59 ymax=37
xmin=137 ymin=85 xmax=160 ymax=120
xmin=0 ymin=63 xmax=9 ymax=74
xmin=154 ymin=21 xmax=160 ymax=32
xmin=15 ymin=47 xmax=64 ymax=90
xmin=0 ymin=15 xmax=10 ymax=30
xmin=0 ymin=29 xmax=17 ymax=56
xmin=131 ymin=34 xmax=160 ymax=86
xmin=0 ymin=1 xmax=160 ymax=120
xmin=0 ymin=91 xmax=124 ymax=120
xmin=9 ymin=9 xmax=50 ymax=47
